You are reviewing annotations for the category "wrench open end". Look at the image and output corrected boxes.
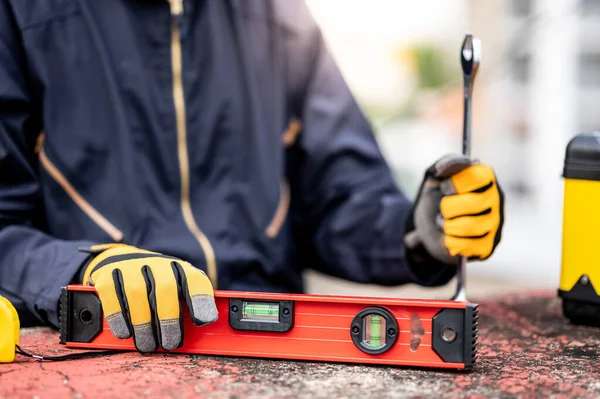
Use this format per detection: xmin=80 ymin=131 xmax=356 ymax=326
xmin=461 ymin=34 xmax=481 ymax=81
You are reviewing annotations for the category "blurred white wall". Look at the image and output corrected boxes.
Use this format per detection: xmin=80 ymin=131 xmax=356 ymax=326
xmin=305 ymin=0 xmax=589 ymax=288
xmin=305 ymin=0 xmax=468 ymax=111
xmin=467 ymin=0 xmax=579 ymax=287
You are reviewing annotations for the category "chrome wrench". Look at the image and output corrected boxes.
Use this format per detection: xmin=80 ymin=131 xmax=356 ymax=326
xmin=452 ymin=33 xmax=481 ymax=302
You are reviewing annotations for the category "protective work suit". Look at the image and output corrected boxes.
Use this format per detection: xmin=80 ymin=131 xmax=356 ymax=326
xmin=0 ymin=0 xmax=504 ymax=353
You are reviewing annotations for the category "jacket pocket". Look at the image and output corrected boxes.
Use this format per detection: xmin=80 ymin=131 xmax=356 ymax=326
xmin=37 ymin=133 xmax=124 ymax=242
xmin=265 ymin=179 xmax=290 ymax=239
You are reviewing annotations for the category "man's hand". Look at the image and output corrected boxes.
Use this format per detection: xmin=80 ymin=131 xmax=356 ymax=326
xmin=80 ymin=244 xmax=218 ymax=353
xmin=404 ymin=154 xmax=505 ymax=265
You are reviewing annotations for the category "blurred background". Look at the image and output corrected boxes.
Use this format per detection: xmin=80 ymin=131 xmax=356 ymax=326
xmin=303 ymin=0 xmax=589 ymax=298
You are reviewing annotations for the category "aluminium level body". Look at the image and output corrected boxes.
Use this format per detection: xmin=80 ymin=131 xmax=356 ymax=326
xmin=60 ymin=285 xmax=478 ymax=370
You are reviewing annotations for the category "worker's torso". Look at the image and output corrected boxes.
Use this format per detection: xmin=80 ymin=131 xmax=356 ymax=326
xmin=9 ymin=0 xmax=305 ymax=292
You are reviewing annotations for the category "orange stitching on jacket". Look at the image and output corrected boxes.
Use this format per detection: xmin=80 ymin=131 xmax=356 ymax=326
xmin=282 ymin=119 xmax=302 ymax=148
xmin=265 ymin=180 xmax=290 ymax=238
xmin=169 ymin=1 xmax=218 ymax=287
xmin=34 ymin=132 xmax=45 ymax=154
xmin=39 ymin=146 xmax=124 ymax=242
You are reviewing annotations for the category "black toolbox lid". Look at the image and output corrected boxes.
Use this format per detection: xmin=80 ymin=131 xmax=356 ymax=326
xmin=564 ymin=133 xmax=600 ymax=181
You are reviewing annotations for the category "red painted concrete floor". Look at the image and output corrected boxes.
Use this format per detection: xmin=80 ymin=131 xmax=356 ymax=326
xmin=1 ymin=291 xmax=599 ymax=399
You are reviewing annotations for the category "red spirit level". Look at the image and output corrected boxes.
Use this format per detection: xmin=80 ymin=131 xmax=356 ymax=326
xmin=59 ymin=285 xmax=478 ymax=370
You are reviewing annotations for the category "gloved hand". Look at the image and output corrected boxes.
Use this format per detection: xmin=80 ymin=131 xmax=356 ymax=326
xmin=79 ymin=244 xmax=218 ymax=353
xmin=404 ymin=154 xmax=504 ymax=265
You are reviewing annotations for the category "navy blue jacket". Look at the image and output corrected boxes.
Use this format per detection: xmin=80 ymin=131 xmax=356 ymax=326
xmin=0 ymin=0 xmax=456 ymax=327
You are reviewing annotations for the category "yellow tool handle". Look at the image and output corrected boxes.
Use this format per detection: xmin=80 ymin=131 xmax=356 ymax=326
xmin=0 ymin=295 xmax=19 ymax=363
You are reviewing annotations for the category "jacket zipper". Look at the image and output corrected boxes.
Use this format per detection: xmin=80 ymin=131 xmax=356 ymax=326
xmin=169 ymin=0 xmax=218 ymax=287
xmin=36 ymin=133 xmax=124 ymax=242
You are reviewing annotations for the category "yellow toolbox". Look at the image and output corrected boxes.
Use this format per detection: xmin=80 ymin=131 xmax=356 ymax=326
xmin=559 ymin=133 xmax=600 ymax=327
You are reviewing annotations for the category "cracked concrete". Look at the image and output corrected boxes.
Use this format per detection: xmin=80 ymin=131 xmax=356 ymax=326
xmin=1 ymin=291 xmax=599 ymax=398
xmin=43 ymin=364 xmax=83 ymax=399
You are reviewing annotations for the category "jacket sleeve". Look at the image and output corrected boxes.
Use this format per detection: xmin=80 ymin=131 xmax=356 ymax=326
xmin=284 ymin=1 xmax=457 ymax=287
xmin=0 ymin=4 xmax=96 ymax=327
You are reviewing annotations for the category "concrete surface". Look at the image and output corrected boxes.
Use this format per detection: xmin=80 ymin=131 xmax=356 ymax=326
xmin=2 ymin=290 xmax=599 ymax=399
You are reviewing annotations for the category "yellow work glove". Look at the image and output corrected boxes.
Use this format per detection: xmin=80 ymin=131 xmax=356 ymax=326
xmin=0 ymin=295 xmax=19 ymax=363
xmin=404 ymin=154 xmax=504 ymax=264
xmin=80 ymin=244 xmax=218 ymax=353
